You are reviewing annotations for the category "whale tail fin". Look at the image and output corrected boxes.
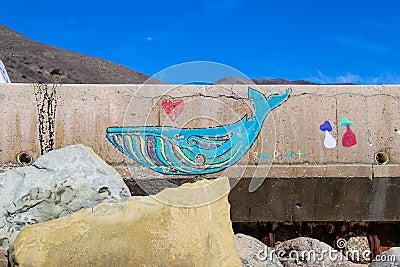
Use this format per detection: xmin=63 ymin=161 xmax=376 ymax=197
xmin=248 ymin=87 xmax=291 ymax=120
xmin=265 ymin=88 xmax=291 ymax=111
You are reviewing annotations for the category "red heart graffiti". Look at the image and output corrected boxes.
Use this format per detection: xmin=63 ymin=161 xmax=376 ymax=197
xmin=162 ymin=98 xmax=184 ymax=121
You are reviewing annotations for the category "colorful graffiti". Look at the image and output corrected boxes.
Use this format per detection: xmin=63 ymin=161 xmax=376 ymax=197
xmin=319 ymin=120 xmax=336 ymax=148
xmin=341 ymin=115 xmax=357 ymax=147
xmin=251 ymin=149 xmax=316 ymax=162
xmin=162 ymin=98 xmax=184 ymax=121
xmin=107 ymin=87 xmax=291 ymax=175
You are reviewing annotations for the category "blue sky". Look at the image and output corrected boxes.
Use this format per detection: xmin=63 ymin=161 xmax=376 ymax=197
xmin=1 ymin=0 xmax=399 ymax=84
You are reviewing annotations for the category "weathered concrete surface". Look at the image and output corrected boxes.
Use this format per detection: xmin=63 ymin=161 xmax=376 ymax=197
xmin=0 ymin=144 xmax=130 ymax=250
xmin=229 ymin=176 xmax=400 ymax=222
xmin=1 ymin=84 xmax=399 ymax=168
xmin=1 ymin=84 xmax=400 ymax=221
xmin=10 ymin=177 xmax=241 ymax=267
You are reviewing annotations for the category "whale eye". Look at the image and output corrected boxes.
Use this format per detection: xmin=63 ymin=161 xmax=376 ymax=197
xmin=195 ymin=154 xmax=206 ymax=166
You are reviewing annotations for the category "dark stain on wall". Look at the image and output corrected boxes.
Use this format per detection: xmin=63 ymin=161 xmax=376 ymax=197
xmin=34 ymin=83 xmax=58 ymax=155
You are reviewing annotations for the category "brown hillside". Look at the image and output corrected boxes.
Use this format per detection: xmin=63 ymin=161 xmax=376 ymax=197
xmin=0 ymin=24 xmax=162 ymax=84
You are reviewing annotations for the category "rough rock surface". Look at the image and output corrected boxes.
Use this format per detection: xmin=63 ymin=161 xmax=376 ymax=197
xmin=235 ymin=233 xmax=283 ymax=267
xmin=344 ymin=236 xmax=370 ymax=263
xmin=0 ymin=144 xmax=130 ymax=250
xmin=10 ymin=177 xmax=241 ymax=267
xmin=369 ymin=247 xmax=400 ymax=267
xmin=275 ymin=237 xmax=355 ymax=267
xmin=0 ymin=250 xmax=7 ymax=267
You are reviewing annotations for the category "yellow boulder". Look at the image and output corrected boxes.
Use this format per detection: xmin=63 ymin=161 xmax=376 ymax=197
xmin=10 ymin=177 xmax=241 ymax=267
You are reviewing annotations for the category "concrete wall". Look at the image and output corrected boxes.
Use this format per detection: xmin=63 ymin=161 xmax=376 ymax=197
xmin=1 ymin=83 xmax=399 ymax=221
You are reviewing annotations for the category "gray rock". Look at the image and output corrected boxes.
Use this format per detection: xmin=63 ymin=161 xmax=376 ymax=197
xmin=344 ymin=236 xmax=370 ymax=263
xmin=275 ymin=237 xmax=355 ymax=267
xmin=236 ymin=233 xmax=283 ymax=267
xmin=0 ymin=250 xmax=7 ymax=267
xmin=0 ymin=144 xmax=130 ymax=249
xmin=369 ymin=247 xmax=400 ymax=267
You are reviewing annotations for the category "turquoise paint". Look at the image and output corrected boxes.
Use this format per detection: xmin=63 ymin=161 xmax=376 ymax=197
xmin=107 ymin=87 xmax=291 ymax=175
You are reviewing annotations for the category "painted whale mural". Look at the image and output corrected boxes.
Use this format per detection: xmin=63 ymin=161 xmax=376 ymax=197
xmin=107 ymin=87 xmax=291 ymax=175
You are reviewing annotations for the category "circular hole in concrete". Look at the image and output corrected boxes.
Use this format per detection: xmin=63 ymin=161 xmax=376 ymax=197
xmin=195 ymin=154 xmax=206 ymax=166
xmin=17 ymin=151 xmax=33 ymax=165
xmin=16 ymin=152 xmax=33 ymax=165
xmin=375 ymin=151 xmax=389 ymax=165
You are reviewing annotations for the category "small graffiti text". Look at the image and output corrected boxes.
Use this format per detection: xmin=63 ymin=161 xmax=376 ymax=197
xmin=251 ymin=149 xmax=316 ymax=162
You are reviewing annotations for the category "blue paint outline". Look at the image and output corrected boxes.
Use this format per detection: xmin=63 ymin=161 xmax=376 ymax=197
xmin=107 ymin=87 xmax=291 ymax=175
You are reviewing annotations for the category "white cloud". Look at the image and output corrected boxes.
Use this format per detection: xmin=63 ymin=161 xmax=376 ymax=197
xmin=146 ymin=37 xmax=153 ymax=41
xmin=308 ymin=71 xmax=361 ymax=84
xmin=308 ymin=71 xmax=400 ymax=85
xmin=335 ymin=73 xmax=361 ymax=84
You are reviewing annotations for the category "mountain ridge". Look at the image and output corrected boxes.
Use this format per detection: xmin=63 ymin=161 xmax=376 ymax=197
xmin=1 ymin=24 xmax=345 ymax=85
xmin=0 ymin=24 xmax=161 ymax=84
xmin=214 ymin=77 xmax=317 ymax=85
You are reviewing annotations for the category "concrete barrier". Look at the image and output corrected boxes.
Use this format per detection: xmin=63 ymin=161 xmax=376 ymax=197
xmin=1 ymin=83 xmax=399 ymax=221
